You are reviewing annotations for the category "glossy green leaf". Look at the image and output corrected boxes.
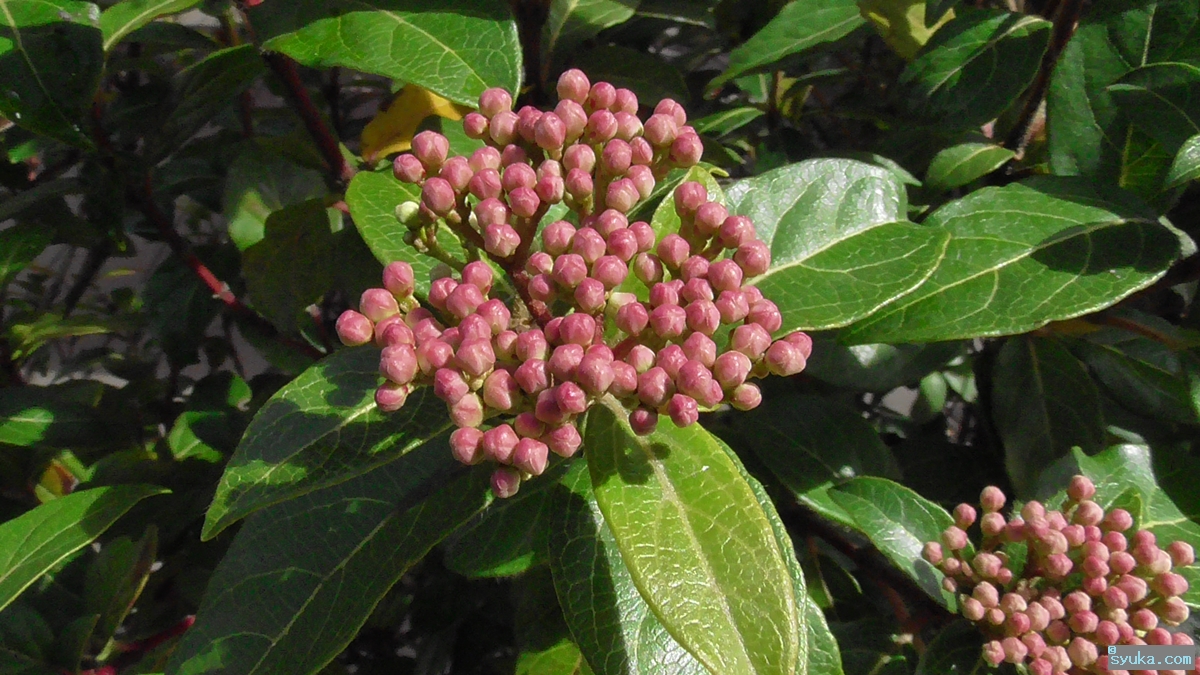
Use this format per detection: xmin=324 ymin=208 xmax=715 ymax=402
xmin=0 ymin=178 xmax=81 ymax=223
xmin=713 ymin=392 xmax=899 ymax=528
xmin=859 ymin=0 xmax=954 ymax=60
xmin=0 ymin=485 xmax=166 ymax=615
xmin=201 ymin=347 xmax=453 ymax=540
xmin=992 ymin=336 xmax=1105 ymax=497
xmin=844 ymin=177 xmax=1189 ymax=343
xmin=1073 ymin=337 xmax=1198 ymax=425
xmin=727 ymin=159 xmax=947 ymax=331
xmin=924 ymin=143 xmax=1014 ymax=191
xmin=900 ymin=9 xmax=1051 ymax=129
xmin=242 ymin=200 xmax=338 ymax=333
xmin=1109 ymin=62 xmax=1200 ymax=151
xmin=690 ymin=107 xmax=763 ymax=137
xmin=445 ymin=487 xmax=554 ymax=578
xmin=0 ymin=0 xmax=103 ymax=147
xmin=222 ymin=145 xmax=327 ymax=251
xmin=571 ymin=45 xmax=688 ymax=105
xmin=707 ymin=0 xmax=864 ymax=93
xmin=829 ymin=477 xmax=955 ymax=607
xmin=914 ymin=621 xmax=983 ymax=675
xmin=1046 ymin=0 xmax=1199 ymax=203
xmin=1036 ymin=444 xmax=1200 ymax=607
xmin=0 ymin=223 xmax=50 ymax=290
xmin=1165 ymin=133 xmax=1200 ymax=188
xmin=345 ymin=170 xmax=466 ymax=299
xmin=99 ymin=0 xmax=200 ymax=51
xmin=541 ymin=0 xmax=638 ymax=70
xmin=805 ymin=340 xmax=966 ymax=391
xmin=154 ymin=45 xmax=265 ymax=158
xmin=170 ymin=447 xmax=493 ymax=675
xmin=516 ymin=638 xmax=590 ymax=675
xmin=0 ymin=387 xmax=101 ymax=448
xmin=247 ymin=0 xmax=521 ymax=106
xmin=6 ymin=313 xmax=118 ymax=361
xmin=547 ymin=460 xmax=707 ymax=675
xmin=143 ymin=249 xmax=228 ymax=368
xmin=585 ymin=399 xmax=800 ymax=675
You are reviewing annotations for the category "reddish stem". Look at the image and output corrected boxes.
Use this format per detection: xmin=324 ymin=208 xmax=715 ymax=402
xmin=263 ymin=54 xmax=355 ymax=185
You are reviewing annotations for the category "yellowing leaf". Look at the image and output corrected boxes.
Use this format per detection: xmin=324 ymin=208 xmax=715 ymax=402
xmin=360 ymin=86 xmax=469 ymax=162
xmin=857 ymin=0 xmax=953 ymax=59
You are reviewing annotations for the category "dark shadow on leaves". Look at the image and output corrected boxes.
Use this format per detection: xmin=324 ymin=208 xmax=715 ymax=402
xmin=1031 ymin=219 xmax=1183 ymax=276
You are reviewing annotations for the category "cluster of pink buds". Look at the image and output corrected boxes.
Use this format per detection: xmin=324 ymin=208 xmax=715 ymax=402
xmin=336 ymin=70 xmax=810 ymax=498
xmin=922 ymin=477 xmax=1195 ymax=675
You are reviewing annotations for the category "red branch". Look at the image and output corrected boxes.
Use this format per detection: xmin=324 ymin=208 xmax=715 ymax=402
xmin=263 ymin=53 xmax=355 ymax=185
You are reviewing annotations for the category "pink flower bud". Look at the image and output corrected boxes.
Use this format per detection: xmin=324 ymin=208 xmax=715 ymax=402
xmin=565 ymin=168 xmax=594 ymax=201
xmin=712 ymin=351 xmax=751 ymax=390
xmin=649 ymin=304 xmax=687 ymax=339
xmin=999 ymin=637 xmax=1026 ymax=664
xmin=607 ymin=361 xmax=638 ymax=398
xmin=587 ymin=81 xmax=617 ymax=111
xmin=591 ymin=209 xmax=626 ymax=237
xmin=735 ymin=240 xmax=772 ymax=277
xmin=553 ymin=101 xmax=587 ymax=143
xmin=560 ymin=313 xmax=597 ymax=346
xmin=416 ymin=339 xmax=453 ymax=375
xmin=657 ymin=234 xmax=690 ymax=270
xmin=455 ymin=338 xmax=495 ymax=378
xmin=336 ymin=310 xmax=374 ymax=346
xmin=533 ymin=388 xmax=567 ymax=425
xmin=434 ymin=368 xmax=471 ymax=405
xmin=1073 ymin=500 xmax=1103 ymax=526
xmin=713 ymin=290 xmax=749 ymax=324
xmin=474 ymin=197 xmax=509 ymax=228
xmin=479 ymin=87 xmax=513 ymax=117
xmin=514 ymin=412 xmax=545 ymax=439
xmin=1069 ymin=610 xmax=1099 ymax=634
xmin=450 ymin=393 xmax=485 ymax=427
xmin=631 ymin=252 xmax=664 ymax=285
xmin=624 ymin=220 xmax=652 ymax=251
xmin=549 ymin=344 xmax=585 ymax=381
xmin=1082 ymin=554 xmax=1109 ymax=578
xmin=360 ymin=288 xmax=400 ymax=323
xmin=516 ymin=329 xmax=549 ymax=361
xmin=563 ymin=143 xmax=596 ymax=173
xmin=701 ymin=261 xmax=740 ymax=295
xmin=545 ymin=423 xmax=583 ymax=458
xmin=485 ymin=111 xmax=517 ymax=145
xmin=577 ymin=355 xmax=615 ymax=395
xmin=1104 ymin=508 xmax=1133 ymax=531
xmin=375 ymin=382 xmax=410 ymax=412
xmin=587 ymin=110 xmax=619 ymax=144
xmin=439 ymin=156 xmax=473 ymax=192
xmin=520 ymin=107 xmax=545 ymax=145
xmin=941 ymin=526 xmax=968 ymax=551
xmin=537 ymin=222 xmax=574 ymax=258
xmin=482 ymin=369 xmax=520 ymax=411
xmin=718 ymin=215 xmax=754 ymax=249
xmin=420 ymin=177 xmax=457 ymax=215
xmin=1105 ymin=531 xmax=1128 ymax=553
xmin=606 ymin=228 xmax=639 ymax=262
xmin=482 ymin=424 xmax=519 ymax=463
xmin=667 ymin=394 xmax=699 ymax=427
xmin=380 ymin=344 xmax=419 ymax=384
xmin=534 ymin=112 xmax=567 ymax=151
xmin=1159 ymin=597 xmax=1190 ymax=625
xmin=1131 ymin=608 xmax=1158 ymax=631
xmin=677 ymin=360 xmax=714 ymax=399
xmin=507 ymin=186 xmax=541 ymax=219
xmin=684 ymin=300 xmax=720 ymax=336
xmin=625 ymin=343 xmax=656 ymax=373
xmin=606 ymin=178 xmax=639 ymax=213
xmin=572 ymin=227 xmax=607 ymax=263
xmin=393 ymin=154 xmax=425 ymax=183
xmin=412 ymin=131 xmax=449 ymax=171
xmin=1153 ymin=572 xmax=1189 ymax=597
xmin=1066 ymin=638 xmax=1096 ymax=667
xmin=499 ymin=145 xmax=527 ymax=168
xmin=446 ymin=283 xmax=486 ymax=320
xmin=588 ymin=255 xmax=627 ymax=289
xmin=1005 ymin=611 xmax=1031 ymax=636
xmin=451 ymin=427 xmax=485 ymax=465
xmin=614 ymin=301 xmax=649 ymax=336
xmin=514 ymin=358 xmax=549 ymax=394
xmin=679 ymin=255 xmax=710 ymax=283
xmin=621 ymin=166 xmax=654 ymax=202
xmin=670 ymin=133 xmax=703 ymax=167
xmin=491 ymin=466 xmax=522 ymax=498
xmin=748 ymin=299 xmax=783 ymax=334
xmin=643 ymin=113 xmax=678 ymax=147
xmin=679 ymin=333 xmax=715 ymax=366
xmin=483 ymin=223 xmax=520 ymax=258
xmin=548 ymin=254 xmax=586 ymax=289
xmin=693 ymin=203 xmax=727 ymax=238
xmin=977 ymin=512 xmax=1005 ymax=537
xmin=654 ymin=98 xmax=686 ymax=126
xmin=463 ymin=111 xmax=489 ymax=139
xmin=574 ymin=278 xmax=607 ymax=314
xmin=923 ymin=541 xmax=944 ymax=565
xmin=1167 ymin=541 xmax=1194 ymax=566
xmin=655 ymin=344 xmax=687 ymax=379
xmin=730 ymin=382 xmax=761 ymax=410
xmin=638 ymin=367 xmax=675 ymax=407
xmin=982 ymin=640 xmax=1005 ymax=666
xmin=469 ymin=146 xmax=502 ymax=172
xmin=627 ymin=407 xmax=657 ymax=435
xmin=730 ymin=323 xmax=772 ymax=359
xmin=557 ymin=68 xmax=590 ymax=103
xmin=555 ymin=381 xmax=588 ymax=415
xmin=1066 ymin=475 xmax=1096 ymax=501
xmin=536 ymin=175 xmax=565 ymax=204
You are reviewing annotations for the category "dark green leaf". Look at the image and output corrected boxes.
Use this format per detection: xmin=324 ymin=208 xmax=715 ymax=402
xmin=445 ymin=487 xmax=554 ymax=578
xmin=0 ymin=178 xmax=81 ymax=223
xmin=0 ymin=223 xmax=50 ymax=290
xmin=241 ymin=199 xmax=338 ymax=333
xmin=516 ymin=638 xmax=589 ymax=675
xmin=547 ymin=461 xmax=707 ymax=675
xmin=804 ymin=340 xmax=967 ymax=391
xmin=992 ymin=336 xmax=1105 ymax=497
xmin=1109 ymin=62 xmax=1200 ymax=151
xmin=713 ymin=392 xmax=899 ymax=528
xmin=201 ymin=348 xmax=452 ymax=539
xmin=51 ymin=614 xmax=98 ymax=674
xmin=247 ymin=0 xmax=521 ymax=106
xmin=925 ymin=0 xmax=959 ymax=28
xmin=707 ymin=0 xmax=864 ymax=93
xmin=829 ymin=477 xmax=956 ymax=607
xmin=0 ymin=0 xmax=102 ymax=146
xmin=914 ymin=621 xmax=983 ymax=675
xmin=1073 ymin=337 xmax=1198 ymax=424
xmin=542 ymin=0 xmax=638 ymax=69
xmin=585 ymin=399 xmax=801 ymax=675
xmin=222 ymin=145 xmax=328 ymax=251
xmin=900 ymin=9 xmax=1051 ymax=129
xmin=83 ymin=529 xmax=156 ymax=647
xmin=0 ymin=602 xmax=57 ymax=675
xmin=844 ymin=177 xmax=1190 ymax=343
xmin=924 ymin=143 xmax=1014 ymax=191
xmin=1165 ymin=133 xmax=1200 ymax=188
xmin=143 ymin=249 xmax=228 ymax=368
xmin=6 ymin=313 xmax=118 ymax=360
xmin=99 ymin=0 xmax=200 ymax=51
xmin=154 ymin=45 xmax=265 ymax=158
xmin=0 ymin=485 xmax=166 ymax=614
xmin=571 ymin=45 xmax=687 ymax=105
xmin=345 ymin=170 xmax=465 ymax=299
xmin=0 ymin=387 xmax=102 ymax=448
xmin=690 ymin=107 xmax=763 ymax=137
xmin=727 ymin=159 xmax=947 ymax=331
xmin=169 ymin=447 xmax=493 ymax=675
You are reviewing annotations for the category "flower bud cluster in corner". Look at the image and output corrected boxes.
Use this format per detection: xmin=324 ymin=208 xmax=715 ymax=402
xmin=337 ymin=70 xmax=811 ymax=498
xmin=923 ymin=477 xmax=1195 ymax=675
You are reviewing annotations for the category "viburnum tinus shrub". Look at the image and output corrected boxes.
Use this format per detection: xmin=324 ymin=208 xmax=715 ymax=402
xmin=925 ymin=477 xmax=1195 ymax=675
xmin=336 ymin=70 xmax=811 ymax=498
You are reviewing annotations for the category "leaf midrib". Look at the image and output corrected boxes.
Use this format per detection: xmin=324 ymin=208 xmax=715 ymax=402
xmin=350 ymin=0 xmax=487 ymax=92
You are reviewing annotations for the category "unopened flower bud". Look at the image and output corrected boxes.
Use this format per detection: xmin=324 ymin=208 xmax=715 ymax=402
xmin=482 ymin=369 xmax=519 ymax=411
xmin=439 ymin=156 xmax=473 ymax=192
xmin=360 ymin=288 xmax=400 ymax=323
xmin=657 ymin=234 xmax=690 ymax=270
xmin=638 ymin=367 xmax=675 ymax=408
xmin=450 ymin=393 xmax=484 ymax=427
xmin=731 ymin=323 xmax=772 ymax=359
xmin=560 ymin=313 xmax=597 ymax=346
xmin=626 ymin=344 xmax=656 ymax=373
xmin=667 ymin=394 xmax=699 ymax=427
xmin=500 ymin=143 xmax=527 ymax=166
xmin=1104 ymin=508 xmax=1133 ymax=531
xmin=491 ymin=466 xmax=522 ymax=498
xmin=606 ymin=178 xmax=639 ymax=213
xmin=484 ymin=223 xmax=520 ymax=258
xmin=336 ymin=310 xmax=373 ymax=346
xmin=629 ymin=407 xmax=658 ymax=435
xmin=1067 ymin=638 xmax=1097 ymax=667
xmin=563 ymin=144 xmax=596 ymax=173
xmin=479 ymin=87 xmax=513 ymax=117
xmin=481 ymin=424 xmax=519 ymax=463
xmin=643 ymin=113 xmax=678 ymax=147
xmin=1167 ymin=541 xmax=1194 ymax=567
xmin=393 ymin=154 xmax=425 ymax=183
xmin=735 ymin=240 xmax=771 ymax=277
xmin=534 ymin=112 xmax=567 ymax=151
xmin=557 ymin=68 xmax=590 ymax=103
xmin=650 ymin=304 xmax=687 ymax=339
xmin=412 ymin=131 xmax=449 ymax=171
xmin=587 ymin=110 xmax=619 ymax=145
xmin=587 ymin=81 xmax=617 ymax=111
xmin=545 ymin=423 xmax=583 ymax=458
xmin=463 ymin=111 xmax=489 ymax=139
xmin=982 ymin=640 xmax=1005 ymax=666
xmin=489 ymin=111 xmax=518 ymax=145
xmin=450 ymin=427 xmax=485 ymax=465
xmin=514 ymin=358 xmax=549 ymax=394
xmin=421 ymin=177 xmax=456 ymax=215
xmin=670 ymin=133 xmax=703 ymax=166
xmin=730 ymin=382 xmax=762 ymax=410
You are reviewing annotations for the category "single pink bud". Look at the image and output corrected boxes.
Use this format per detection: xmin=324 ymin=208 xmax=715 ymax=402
xmin=643 ymin=113 xmax=678 ymax=147
xmin=637 ymin=367 xmax=675 ymax=408
xmin=609 ymin=87 xmax=636 ymax=114
xmin=654 ymin=98 xmax=686 ymax=126
xmin=608 ymin=361 xmax=638 ymax=398
xmin=1005 ymin=611 xmax=1031 ymax=636
xmin=941 ymin=526 xmax=968 ymax=551
xmin=554 ymin=100 xmax=587 ymax=142
xmin=1153 ymin=572 xmax=1189 ymax=597
xmin=717 ymin=216 xmax=753 ymax=249
xmin=439 ymin=156 xmax=473 ymax=193
xmin=376 ymin=316 xmax=412 ymax=347
xmin=468 ymin=168 xmax=502 ymax=200
xmin=463 ymin=111 xmax=489 ymax=140
xmin=656 ymin=235 xmax=689 ymax=271
xmin=630 ymin=136 xmax=655 ymax=165
xmin=978 ymin=512 xmax=1005 ymax=537
xmin=730 ymin=382 xmax=761 ymax=410
xmin=450 ymin=393 xmax=485 ymax=428
xmin=701 ymin=261 xmax=740 ymax=295
xmin=420 ymin=176 xmax=457 ymax=215
xmin=1066 ymin=475 xmax=1096 ymax=501
xmin=628 ymin=407 xmax=658 ymax=435
xmin=590 ymin=255 xmax=628 ymax=289
xmin=1105 ymin=531 xmax=1129 ymax=554
xmin=416 ymin=339 xmax=454 ymax=375
xmin=679 ymin=255 xmax=710 ymax=282
xmin=632 ymin=252 xmax=664 ymax=285
xmin=735 ymin=240 xmax=772 ymax=277
xmin=1167 ymin=541 xmax=1194 ymax=566
xmin=497 ymin=145 xmax=526 ymax=169
xmin=606 ymin=228 xmax=639 ymax=262
xmin=655 ymin=344 xmax=688 ymax=379
xmin=623 ymin=221 xmax=652 ymax=252
xmin=474 ymin=197 xmax=509 ymax=228
xmin=1072 ymin=500 xmax=1103 ymax=526
xmin=514 ymin=412 xmax=545 ymax=439
xmin=428 ymin=277 xmax=458 ymax=311
xmin=671 ymin=183 xmax=706 ymax=221
xmin=625 ymin=343 xmax=656 ymax=373
xmin=748 ymin=299 xmax=783 ymax=334
xmin=450 ymin=427 xmax=485 ymax=465
xmin=487 ymin=110 xmax=518 ymax=145
xmin=923 ymin=541 xmax=943 ymax=565
xmin=572 ymin=227 xmax=607 ymax=263
xmin=1131 ymin=607 xmax=1159 ymax=631
xmin=455 ymin=338 xmax=495 ymax=378
xmin=483 ymin=223 xmax=520 ymax=258
xmin=677 ymin=360 xmax=714 ymax=400
xmin=693 ymin=203 xmax=728 ymax=237
xmin=545 ymin=423 xmax=583 ymax=458
xmin=1063 ymin=523 xmax=1087 ymax=547
xmin=586 ymin=81 xmax=617 ymax=111
xmin=765 ymin=340 xmax=806 ymax=376
xmin=982 ymin=640 xmax=1005 ymax=666
xmin=549 ymin=343 xmax=585 ymax=381
xmin=560 ymin=313 xmax=597 ymax=346
xmin=548 ymin=254 xmax=586 ymax=289
xmin=586 ymin=110 xmax=619 ymax=144
xmin=563 ymin=143 xmax=596 ymax=173
xmin=539 ymin=221 xmax=576 ymax=257
xmin=473 ymin=300 xmax=508 ymax=335
xmin=434 ymin=368 xmax=471 ymax=405
xmin=670 ymin=133 xmax=703 ymax=167
xmin=1118 ymin=574 xmax=1149 ymax=602
xmin=565 ymin=167 xmax=594 ymax=201
xmin=412 ymin=130 xmax=449 ymax=171
xmin=680 ymin=334 xmax=716 ymax=368
xmin=577 ymin=355 xmax=615 ymax=396
xmin=374 ymin=382 xmax=410 ymax=412
xmin=1068 ymin=609 xmax=1099 ymax=634
xmin=507 ymin=186 xmax=540 ymax=219
xmin=538 ymin=159 xmax=563 ymax=181
xmin=685 ymin=300 xmax=721 ymax=336
xmin=667 ymin=394 xmax=699 ymax=427
xmin=380 ymin=344 xmax=419 ymax=384
xmin=479 ymin=87 xmax=513 ymax=117
xmin=574 ymin=278 xmax=607 ymax=314
xmin=713 ymin=351 xmax=752 ymax=390
xmin=526 ymin=252 xmax=554 ymax=277
xmin=336 ymin=310 xmax=373 ymax=346
xmin=649 ymin=304 xmax=687 ymax=339
xmin=615 ymin=301 xmax=649 ymax=336
xmin=730 ymin=323 xmax=772 ymax=359
xmin=1158 ymin=597 xmax=1190 ymax=625
xmin=527 ymin=273 xmax=555 ymax=303
xmin=393 ymin=154 xmax=425 ymax=183
xmin=544 ymin=317 xmax=563 ymax=345
xmin=557 ymin=68 xmax=590 ymax=103
xmin=446 ymin=283 xmax=485 ymax=320
xmin=534 ymin=389 xmax=567 ymax=425
xmin=606 ymin=178 xmax=639 ymax=213
xmin=514 ymin=358 xmax=549 ymax=394
xmin=469 ymin=146 xmax=502 ymax=172
xmin=1104 ymin=508 xmax=1133 ymax=531
xmin=1066 ymin=638 xmax=1097 ymax=668
xmin=515 ymin=329 xmax=549 ymax=362
xmin=614 ymin=111 xmax=643 ymax=141
xmin=520 ymin=107 xmax=546 ymax=145
xmin=536 ymin=175 xmax=565 ymax=204
xmin=980 ymin=486 xmax=1005 ymax=513
xmin=360 ymin=288 xmax=400 ymax=323
xmin=482 ymin=424 xmax=519 ymax=463
xmin=555 ymin=382 xmax=588 ymax=415
xmin=713 ymin=290 xmax=749 ymax=324
xmin=534 ymin=112 xmax=567 ymax=151
xmin=491 ymin=466 xmax=522 ymax=498
xmin=482 ymin=369 xmax=519 ymax=411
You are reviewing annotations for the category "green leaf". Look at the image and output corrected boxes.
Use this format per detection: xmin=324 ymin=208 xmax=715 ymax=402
xmin=1109 ymin=62 xmax=1200 ymax=151
xmin=516 ymin=638 xmax=589 ymax=675
xmin=0 ymin=222 xmax=50 ymax=290
xmin=83 ymin=529 xmax=156 ymax=647
xmin=169 ymin=447 xmax=493 ymax=675
xmin=828 ymin=477 xmax=956 ymax=607
xmin=541 ymin=0 xmax=638 ymax=70
xmin=201 ymin=347 xmax=453 ymax=540
xmin=143 ymin=248 xmax=229 ymax=368
xmin=242 ymin=199 xmax=338 ymax=333
xmin=713 ymin=392 xmax=899 ymax=528
xmin=727 ymin=159 xmax=947 ymax=331
xmin=0 ymin=0 xmax=102 ymax=147
xmin=1072 ymin=336 xmax=1198 ymax=424
xmin=547 ymin=460 xmax=707 ymax=675
xmin=859 ymin=0 xmax=954 ymax=60
xmin=690 ymin=107 xmax=764 ymax=137
xmin=154 ymin=45 xmax=265 ymax=158
xmin=805 ymin=340 xmax=966 ymax=391
xmin=0 ymin=602 xmax=56 ymax=675
xmin=992 ymin=336 xmax=1106 ymax=497
xmin=247 ymin=0 xmax=521 ymax=107
xmin=0 ymin=485 xmax=166 ymax=615
xmin=1165 ymin=133 xmax=1200 ymax=188
xmin=584 ymin=399 xmax=800 ymax=675
xmin=844 ymin=177 xmax=1189 ymax=343
xmin=900 ymin=9 xmax=1051 ymax=129
xmin=708 ymin=0 xmax=863 ymax=93
xmin=345 ymin=169 xmax=466 ymax=299
xmin=445 ymin=486 xmax=554 ymax=578
xmin=0 ymin=178 xmax=81 ymax=223
xmin=6 ymin=313 xmax=117 ymax=360
xmin=571 ymin=45 xmax=688 ymax=105
xmin=0 ymin=387 xmax=102 ymax=448
xmin=924 ymin=143 xmax=1014 ymax=191
xmin=222 ymin=144 xmax=328 ymax=251
xmin=914 ymin=621 xmax=983 ymax=675
xmin=99 ymin=0 xmax=200 ymax=51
